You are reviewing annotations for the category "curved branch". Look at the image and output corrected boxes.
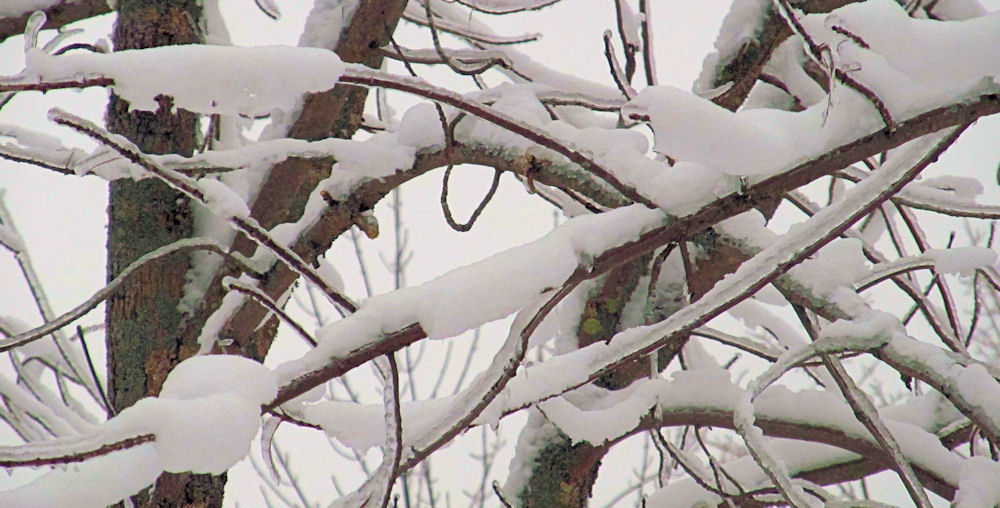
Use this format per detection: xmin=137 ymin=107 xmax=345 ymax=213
xmin=268 ymin=97 xmax=991 ymax=407
xmin=624 ymin=408 xmax=964 ymax=500
xmin=401 ymin=6 xmax=540 ymax=45
xmin=0 ymin=238 xmax=252 ymax=352
xmin=340 ymin=69 xmax=656 ymax=208
xmin=836 ymin=169 xmax=1000 ymax=219
xmin=450 ymin=0 xmax=562 ymax=15
xmin=50 ymin=110 xmax=360 ymax=315
xmin=440 ymin=166 xmax=502 ymax=232
xmin=225 ymin=278 xmax=318 ymax=347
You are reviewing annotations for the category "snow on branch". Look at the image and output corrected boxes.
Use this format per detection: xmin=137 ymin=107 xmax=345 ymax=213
xmin=49 ymin=110 xmax=359 ymax=314
xmin=6 ymin=1 xmax=1000 ymax=505
xmin=0 ymin=239 xmax=253 ymax=352
xmin=0 ymin=356 xmax=277 ymax=507
xmin=449 ymin=0 xmax=561 ymax=15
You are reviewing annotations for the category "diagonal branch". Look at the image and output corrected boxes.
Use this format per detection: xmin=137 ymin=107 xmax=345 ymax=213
xmin=0 ymin=239 xmax=253 ymax=352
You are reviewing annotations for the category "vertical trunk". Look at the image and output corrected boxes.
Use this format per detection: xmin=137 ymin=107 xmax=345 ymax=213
xmin=104 ymin=1 xmax=220 ymax=506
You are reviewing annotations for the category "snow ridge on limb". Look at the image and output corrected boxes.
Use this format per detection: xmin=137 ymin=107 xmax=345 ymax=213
xmin=0 ymin=356 xmax=277 ymax=508
xmin=267 ymin=79 xmax=995 ymax=407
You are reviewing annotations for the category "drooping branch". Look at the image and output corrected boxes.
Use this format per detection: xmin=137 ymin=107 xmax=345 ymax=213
xmin=0 ymin=239 xmax=253 ymax=352
xmin=340 ymin=69 xmax=656 ymax=207
xmin=50 ymin=110 xmax=360 ymax=315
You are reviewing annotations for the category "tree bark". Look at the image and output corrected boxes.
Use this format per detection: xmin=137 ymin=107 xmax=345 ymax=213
xmin=104 ymin=1 xmax=222 ymax=506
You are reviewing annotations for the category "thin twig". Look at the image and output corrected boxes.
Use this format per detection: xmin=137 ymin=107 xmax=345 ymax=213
xmin=380 ymin=353 xmax=404 ymax=508
xmin=638 ymin=0 xmax=657 ymax=86
xmin=52 ymin=111 xmax=359 ymax=314
xmin=0 ymin=433 xmax=155 ymax=467
xmin=76 ymin=326 xmax=114 ymax=415
xmin=441 ymin=167 xmax=502 ymax=232
xmin=792 ymin=305 xmax=931 ymax=508
xmin=602 ymin=30 xmax=637 ymax=100
xmin=1 ymin=238 xmax=255 ymax=351
xmin=225 ymin=279 xmax=318 ymax=347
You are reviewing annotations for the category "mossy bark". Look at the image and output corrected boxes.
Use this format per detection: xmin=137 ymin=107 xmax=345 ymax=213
xmin=105 ymin=1 xmax=225 ymax=506
xmin=510 ymin=239 xmax=750 ymax=506
xmin=511 ymin=257 xmax=652 ymax=507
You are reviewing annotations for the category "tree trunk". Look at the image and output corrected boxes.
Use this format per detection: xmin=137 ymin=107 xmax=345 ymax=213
xmin=105 ymin=1 xmax=222 ymax=506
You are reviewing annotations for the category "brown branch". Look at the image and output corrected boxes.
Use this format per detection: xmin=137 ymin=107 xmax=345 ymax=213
xmin=0 ymin=239 xmax=255 ymax=352
xmin=774 ymin=0 xmax=895 ymax=131
xmin=0 ymin=77 xmax=113 ymax=93
xmin=0 ymin=0 xmax=110 ymax=45
xmin=269 ymin=94 xmax=994 ymax=407
xmin=226 ymin=281 xmax=318 ymax=347
xmin=638 ymin=0 xmax=657 ymax=86
xmin=401 ymin=8 xmax=539 ymax=45
xmin=603 ymin=30 xmax=637 ymax=100
xmin=451 ymin=0 xmax=562 ymax=15
xmin=51 ymin=112 xmax=360 ymax=314
xmin=0 ymin=433 xmax=155 ymax=468
xmin=341 ymin=69 xmax=660 ymax=208
xmin=791 ymin=305 xmax=931 ymax=508
xmin=440 ymin=166 xmax=502 ymax=232
xmin=401 ymin=268 xmax=590 ymax=471
xmin=707 ymin=0 xmax=859 ymax=111
xmin=622 ymin=407 xmax=969 ymax=500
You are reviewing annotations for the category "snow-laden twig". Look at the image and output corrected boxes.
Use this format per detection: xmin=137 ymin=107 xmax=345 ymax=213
xmin=224 ymin=277 xmax=318 ymax=347
xmin=449 ymin=0 xmax=561 ymax=15
xmin=0 ymin=238 xmax=252 ymax=352
xmin=0 ymin=195 xmax=103 ymax=408
xmin=399 ymin=278 xmax=582 ymax=470
xmin=339 ymin=68 xmax=655 ymax=207
xmin=401 ymin=3 xmax=540 ymax=45
xmin=791 ymin=305 xmax=931 ymax=508
xmin=378 ymin=354 xmax=404 ymax=508
xmin=783 ymin=189 xmax=966 ymax=351
xmin=638 ymin=0 xmax=656 ymax=86
xmin=721 ymin=129 xmax=962 ymax=506
xmin=603 ymin=30 xmax=636 ymax=100
xmin=690 ymin=327 xmax=785 ymax=362
xmin=654 ymin=431 xmax=741 ymax=502
xmin=895 ymin=204 xmax=965 ymax=347
xmin=837 ymin=167 xmax=1000 ymax=219
xmin=0 ymin=433 xmax=154 ymax=467
xmin=50 ymin=109 xmax=359 ymax=314
xmin=269 ymin=93 xmax=989 ymax=411
xmin=856 ymin=248 xmax=999 ymax=293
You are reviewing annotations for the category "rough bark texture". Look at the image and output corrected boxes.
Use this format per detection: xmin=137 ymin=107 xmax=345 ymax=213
xmin=104 ymin=1 xmax=222 ymax=506
xmin=511 ymin=244 xmax=747 ymax=506
xmin=178 ymin=0 xmax=410 ymax=362
xmin=106 ymin=1 xmax=410 ymax=504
